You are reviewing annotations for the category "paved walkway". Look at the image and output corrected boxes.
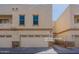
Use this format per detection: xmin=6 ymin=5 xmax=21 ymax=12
xmin=36 ymin=48 xmax=57 ymax=54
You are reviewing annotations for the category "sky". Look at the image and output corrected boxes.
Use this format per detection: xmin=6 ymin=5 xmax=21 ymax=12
xmin=53 ymin=4 xmax=69 ymax=21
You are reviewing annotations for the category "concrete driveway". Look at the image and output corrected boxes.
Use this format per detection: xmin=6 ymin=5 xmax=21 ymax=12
xmin=0 ymin=47 xmax=57 ymax=54
xmin=36 ymin=48 xmax=57 ymax=54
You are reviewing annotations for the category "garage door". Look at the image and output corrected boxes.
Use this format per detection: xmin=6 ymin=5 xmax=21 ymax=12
xmin=20 ymin=35 xmax=48 ymax=47
xmin=75 ymin=36 xmax=79 ymax=47
xmin=0 ymin=35 xmax=12 ymax=48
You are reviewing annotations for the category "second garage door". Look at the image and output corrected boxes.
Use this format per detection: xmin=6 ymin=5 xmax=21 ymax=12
xmin=20 ymin=36 xmax=48 ymax=47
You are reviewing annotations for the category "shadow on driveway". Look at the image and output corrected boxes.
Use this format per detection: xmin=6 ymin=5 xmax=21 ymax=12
xmin=53 ymin=45 xmax=79 ymax=54
xmin=0 ymin=47 xmax=50 ymax=54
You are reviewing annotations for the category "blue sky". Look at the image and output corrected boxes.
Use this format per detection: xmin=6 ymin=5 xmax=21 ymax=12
xmin=53 ymin=4 xmax=69 ymax=21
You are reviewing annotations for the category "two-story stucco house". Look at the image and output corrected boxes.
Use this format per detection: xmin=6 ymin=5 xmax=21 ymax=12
xmin=0 ymin=4 xmax=53 ymax=48
xmin=54 ymin=5 xmax=79 ymax=48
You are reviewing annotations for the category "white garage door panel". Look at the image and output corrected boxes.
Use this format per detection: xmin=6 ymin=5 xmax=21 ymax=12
xmin=75 ymin=37 xmax=79 ymax=47
xmin=0 ymin=38 xmax=11 ymax=48
xmin=21 ymin=37 xmax=48 ymax=47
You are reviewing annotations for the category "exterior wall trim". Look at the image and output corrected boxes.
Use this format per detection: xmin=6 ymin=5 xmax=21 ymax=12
xmin=54 ymin=28 xmax=79 ymax=35
xmin=0 ymin=28 xmax=53 ymax=31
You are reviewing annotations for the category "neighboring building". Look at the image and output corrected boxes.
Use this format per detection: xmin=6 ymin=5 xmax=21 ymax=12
xmin=0 ymin=4 xmax=53 ymax=48
xmin=54 ymin=5 xmax=79 ymax=47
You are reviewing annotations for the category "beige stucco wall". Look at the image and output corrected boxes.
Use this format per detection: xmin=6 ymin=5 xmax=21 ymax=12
xmin=0 ymin=30 xmax=51 ymax=48
xmin=55 ymin=6 xmax=71 ymax=33
xmin=54 ymin=5 xmax=79 ymax=47
xmin=54 ymin=6 xmax=71 ymax=42
xmin=0 ymin=4 xmax=53 ymax=48
xmin=0 ymin=4 xmax=52 ymax=29
xmin=69 ymin=5 xmax=79 ymax=28
xmin=55 ymin=4 xmax=79 ymax=30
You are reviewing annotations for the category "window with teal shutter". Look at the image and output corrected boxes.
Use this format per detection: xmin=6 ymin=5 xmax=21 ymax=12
xmin=33 ymin=15 xmax=39 ymax=25
xmin=19 ymin=15 xmax=25 ymax=25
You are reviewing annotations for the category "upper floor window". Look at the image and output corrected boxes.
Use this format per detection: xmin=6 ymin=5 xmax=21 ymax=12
xmin=33 ymin=15 xmax=39 ymax=25
xmin=19 ymin=15 xmax=25 ymax=25
xmin=0 ymin=19 xmax=9 ymax=24
xmin=0 ymin=15 xmax=12 ymax=24
xmin=74 ymin=15 xmax=79 ymax=23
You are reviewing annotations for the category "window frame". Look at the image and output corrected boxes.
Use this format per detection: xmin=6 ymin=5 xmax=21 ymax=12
xmin=33 ymin=15 xmax=39 ymax=26
xmin=19 ymin=15 xmax=25 ymax=26
xmin=74 ymin=15 xmax=79 ymax=24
